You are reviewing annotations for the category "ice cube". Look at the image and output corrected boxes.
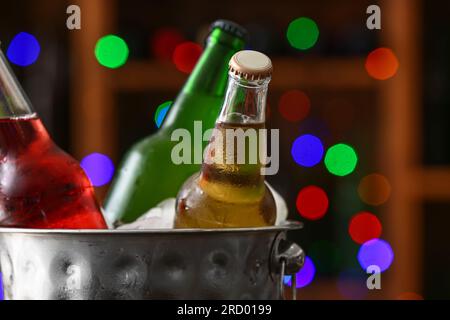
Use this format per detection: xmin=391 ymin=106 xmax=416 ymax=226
xmin=117 ymin=184 xmax=288 ymax=230
xmin=267 ymin=182 xmax=288 ymax=225
xmin=117 ymin=198 xmax=176 ymax=230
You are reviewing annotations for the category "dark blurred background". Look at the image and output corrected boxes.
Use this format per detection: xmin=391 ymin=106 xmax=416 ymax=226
xmin=0 ymin=0 xmax=448 ymax=299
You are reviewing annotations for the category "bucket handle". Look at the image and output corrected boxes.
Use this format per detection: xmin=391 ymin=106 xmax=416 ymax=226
xmin=272 ymin=237 xmax=305 ymax=300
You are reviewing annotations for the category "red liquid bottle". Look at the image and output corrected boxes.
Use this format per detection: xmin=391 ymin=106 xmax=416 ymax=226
xmin=0 ymin=50 xmax=107 ymax=229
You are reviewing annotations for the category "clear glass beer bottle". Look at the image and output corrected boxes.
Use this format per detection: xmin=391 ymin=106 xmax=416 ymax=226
xmin=175 ymin=50 xmax=276 ymax=228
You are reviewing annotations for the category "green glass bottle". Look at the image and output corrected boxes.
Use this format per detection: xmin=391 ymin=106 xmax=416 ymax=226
xmin=105 ymin=20 xmax=247 ymax=223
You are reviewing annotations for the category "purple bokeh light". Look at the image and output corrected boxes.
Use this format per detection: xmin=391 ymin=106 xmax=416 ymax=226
xmin=81 ymin=153 xmax=115 ymax=187
xmin=283 ymin=256 xmax=316 ymax=288
xmin=357 ymin=238 xmax=394 ymax=272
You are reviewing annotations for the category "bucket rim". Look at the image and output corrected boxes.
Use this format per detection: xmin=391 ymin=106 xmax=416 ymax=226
xmin=0 ymin=220 xmax=303 ymax=236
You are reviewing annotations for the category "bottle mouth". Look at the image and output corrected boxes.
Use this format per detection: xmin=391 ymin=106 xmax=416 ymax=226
xmin=208 ymin=19 xmax=248 ymax=42
xmin=207 ymin=28 xmax=246 ymax=50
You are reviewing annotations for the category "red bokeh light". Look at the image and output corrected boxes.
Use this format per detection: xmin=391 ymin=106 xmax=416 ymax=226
xmin=348 ymin=212 xmax=382 ymax=244
xmin=172 ymin=41 xmax=203 ymax=74
xmin=278 ymin=90 xmax=311 ymax=122
xmin=296 ymin=186 xmax=329 ymax=220
xmin=151 ymin=28 xmax=185 ymax=60
xmin=365 ymin=47 xmax=399 ymax=80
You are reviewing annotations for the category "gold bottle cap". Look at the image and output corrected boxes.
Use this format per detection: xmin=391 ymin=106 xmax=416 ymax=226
xmin=229 ymin=50 xmax=272 ymax=80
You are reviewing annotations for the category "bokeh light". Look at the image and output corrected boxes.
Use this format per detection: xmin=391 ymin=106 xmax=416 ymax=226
xmin=324 ymin=143 xmax=358 ymax=176
xmin=7 ymin=32 xmax=40 ymax=66
xmin=397 ymin=292 xmax=424 ymax=300
xmin=296 ymin=185 xmax=329 ymax=220
xmin=154 ymin=101 xmax=172 ymax=128
xmin=358 ymin=173 xmax=391 ymax=206
xmin=278 ymin=90 xmax=311 ymax=122
xmin=172 ymin=41 xmax=203 ymax=74
xmin=95 ymin=35 xmax=129 ymax=69
xmin=337 ymin=268 xmax=369 ymax=300
xmin=284 ymin=256 xmax=316 ymax=288
xmin=358 ymin=239 xmax=394 ymax=272
xmin=286 ymin=17 xmax=320 ymax=50
xmin=365 ymin=47 xmax=399 ymax=80
xmin=349 ymin=212 xmax=382 ymax=244
xmin=151 ymin=28 xmax=184 ymax=60
xmin=291 ymin=134 xmax=324 ymax=167
xmin=81 ymin=153 xmax=115 ymax=187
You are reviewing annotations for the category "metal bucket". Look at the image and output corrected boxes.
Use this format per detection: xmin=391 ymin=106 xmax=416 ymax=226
xmin=0 ymin=221 xmax=303 ymax=300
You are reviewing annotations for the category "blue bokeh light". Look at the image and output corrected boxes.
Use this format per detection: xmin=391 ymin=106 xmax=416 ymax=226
xmin=6 ymin=32 xmax=41 ymax=66
xmin=283 ymin=256 xmax=316 ymax=288
xmin=291 ymin=134 xmax=324 ymax=167
xmin=357 ymin=238 xmax=394 ymax=272
xmin=154 ymin=101 xmax=172 ymax=128
xmin=81 ymin=153 xmax=115 ymax=187
xmin=156 ymin=105 xmax=170 ymax=128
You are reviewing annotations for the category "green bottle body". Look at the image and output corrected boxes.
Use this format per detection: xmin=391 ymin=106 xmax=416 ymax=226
xmin=105 ymin=29 xmax=245 ymax=223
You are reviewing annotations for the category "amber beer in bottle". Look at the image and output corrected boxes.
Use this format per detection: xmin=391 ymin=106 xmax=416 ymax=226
xmin=0 ymin=49 xmax=107 ymax=229
xmin=175 ymin=50 xmax=276 ymax=228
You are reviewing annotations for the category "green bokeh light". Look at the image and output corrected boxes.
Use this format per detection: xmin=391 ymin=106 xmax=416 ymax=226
xmin=95 ymin=35 xmax=129 ymax=69
xmin=325 ymin=143 xmax=358 ymax=176
xmin=286 ymin=17 xmax=319 ymax=50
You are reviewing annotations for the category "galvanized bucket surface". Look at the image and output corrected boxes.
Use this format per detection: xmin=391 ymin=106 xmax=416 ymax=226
xmin=0 ymin=221 xmax=303 ymax=300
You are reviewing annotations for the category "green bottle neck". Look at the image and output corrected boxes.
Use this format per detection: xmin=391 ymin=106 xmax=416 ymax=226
xmin=161 ymin=29 xmax=245 ymax=129
xmin=183 ymin=29 xmax=245 ymax=96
